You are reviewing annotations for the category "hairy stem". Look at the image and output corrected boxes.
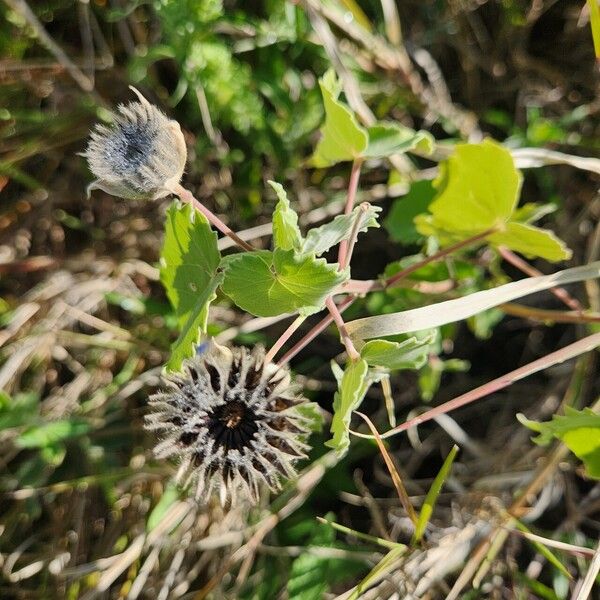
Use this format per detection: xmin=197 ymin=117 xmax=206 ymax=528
xmin=171 ymin=182 xmax=254 ymax=252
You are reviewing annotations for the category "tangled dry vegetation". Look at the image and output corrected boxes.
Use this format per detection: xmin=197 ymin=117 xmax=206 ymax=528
xmin=1 ymin=1 xmax=599 ymax=599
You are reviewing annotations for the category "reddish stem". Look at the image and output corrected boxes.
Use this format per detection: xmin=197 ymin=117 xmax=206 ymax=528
xmin=325 ymin=296 xmax=360 ymax=361
xmin=171 ymin=183 xmax=254 ymax=252
xmin=337 ymin=159 xmax=363 ymax=267
xmin=498 ymin=246 xmax=583 ymax=312
xmin=352 ymin=331 xmax=600 ymax=439
xmin=277 ymin=296 xmax=355 ymax=365
xmin=384 ymin=228 xmax=497 ymax=289
xmin=264 ymin=315 xmax=306 ymax=364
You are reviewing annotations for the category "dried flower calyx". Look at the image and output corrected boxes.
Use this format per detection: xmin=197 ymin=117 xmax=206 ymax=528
xmin=84 ymin=87 xmax=187 ymax=200
xmin=146 ymin=343 xmax=313 ymax=505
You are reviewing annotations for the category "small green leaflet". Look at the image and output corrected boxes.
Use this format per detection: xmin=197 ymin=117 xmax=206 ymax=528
xmin=325 ymin=359 xmax=371 ymax=457
xmin=301 ymin=204 xmax=381 ymax=256
xmin=360 ymin=335 xmax=433 ymax=371
xmin=160 ymin=201 xmax=222 ymax=370
xmin=414 ymin=139 xmax=571 ymax=262
xmin=487 ymin=222 xmax=571 ymax=262
xmin=363 ymin=122 xmax=434 ymax=159
xmin=269 ymin=180 xmax=380 ymax=256
xmin=311 ymin=69 xmax=368 ymax=167
xmin=221 ymin=249 xmax=348 ymax=317
xmin=518 ymin=407 xmax=600 ymax=479
xmin=311 ymin=69 xmax=433 ymax=167
xmin=269 ymin=180 xmax=302 ymax=252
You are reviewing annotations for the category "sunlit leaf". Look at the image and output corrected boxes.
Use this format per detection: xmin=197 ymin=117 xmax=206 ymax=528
xmin=311 ymin=69 xmax=368 ymax=167
xmin=17 ymin=420 xmax=89 ymax=448
xmin=146 ymin=483 xmax=181 ymax=532
xmin=518 ymin=407 xmax=600 ymax=479
xmin=416 ymin=139 xmax=522 ymax=235
xmin=488 ymin=221 xmax=572 ymax=262
xmin=221 ymin=249 xmax=348 ymax=317
xmin=364 ymin=122 xmax=434 ymax=158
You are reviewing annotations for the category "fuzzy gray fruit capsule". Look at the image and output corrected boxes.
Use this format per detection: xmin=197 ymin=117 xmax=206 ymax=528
xmin=145 ymin=343 xmax=313 ymax=505
xmin=84 ymin=87 xmax=187 ymax=200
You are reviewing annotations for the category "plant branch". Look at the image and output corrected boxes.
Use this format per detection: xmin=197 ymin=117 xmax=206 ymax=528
xmin=384 ymin=228 xmax=497 ymax=289
xmin=264 ymin=315 xmax=307 ymax=364
xmin=278 ymin=296 xmax=356 ymax=365
xmin=337 ymin=159 xmax=363 ymax=267
xmin=351 ymin=331 xmax=600 ymax=439
xmin=498 ymin=246 xmax=583 ymax=312
xmin=325 ymin=296 xmax=360 ymax=361
xmin=170 ymin=182 xmax=255 ymax=252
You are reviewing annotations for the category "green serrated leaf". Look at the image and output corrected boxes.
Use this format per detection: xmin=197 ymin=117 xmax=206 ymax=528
xmin=301 ymin=203 xmax=381 ymax=256
xmin=166 ymin=271 xmax=224 ymax=372
xmin=360 ymin=335 xmax=433 ymax=371
xmin=518 ymin=407 xmax=600 ymax=479
xmin=160 ymin=201 xmax=221 ymax=327
xmin=417 ymin=139 xmax=522 ymax=235
xmin=489 ymin=221 xmax=572 ymax=262
xmin=311 ymin=69 xmax=368 ymax=167
xmin=325 ymin=359 xmax=370 ymax=457
xmin=269 ymin=180 xmax=303 ymax=252
xmin=384 ymin=181 xmax=436 ymax=245
xmin=221 ymin=249 xmax=348 ymax=317
xmin=412 ymin=445 xmax=458 ymax=543
xmin=364 ymin=122 xmax=434 ymax=158
xmin=160 ymin=201 xmax=221 ymax=369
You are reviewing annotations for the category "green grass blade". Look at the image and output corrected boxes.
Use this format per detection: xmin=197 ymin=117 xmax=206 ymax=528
xmin=588 ymin=0 xmax=600 ymax=60
xmin=412 ymin=444 xmax=458 ymax=543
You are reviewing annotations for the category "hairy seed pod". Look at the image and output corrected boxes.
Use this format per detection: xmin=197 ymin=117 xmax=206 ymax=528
xmin=84 ymin=87 xmax=187 ymax=200
xmin=145 ymin=343 xmax=313 ymax=505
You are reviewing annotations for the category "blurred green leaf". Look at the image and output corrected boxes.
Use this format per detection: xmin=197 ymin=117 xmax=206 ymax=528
xmin=270 ymin=180 xmax=302 ymax=252
xmin=17 ymin=420 xmax=89 ymax=449
xmin=348 ymin=546 xmax=405 ymax=600
xmin=221 ymin=249 xmax=348 ymax=317
xmin=364 ymin=122 xmax=433 ymax=158
xmin=311 ymin=69 xmax=368 ymax=167
xmin=384 ymin=181 xmax=436 ymax=245
xmin=0 ymin=391 xmax=39 ymax=430
xmin=360 ymin=335 xmax=433 ymax=371
xmin=301 ymin=204 xmax=381 ymax=256
xmin=518 ymin=407 xmax=600 ymax=479
xmin=146 ymin=483 xmax=181 ymax=532
xmin=412 ymin=445 xmax=458 ymax=543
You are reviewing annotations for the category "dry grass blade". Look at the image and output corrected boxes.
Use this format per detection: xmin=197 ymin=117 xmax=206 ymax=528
xmin=354 ymin=411 xmax=418 ymax=527
xmin=571 ymin=539 xmax=600 ymax=600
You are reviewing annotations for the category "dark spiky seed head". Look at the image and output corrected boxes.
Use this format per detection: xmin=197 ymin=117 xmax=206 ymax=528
xmin=145 ymin=343 xmax=312 ymax=505
xmin=84 ymin=87 xmax=187 ymax=201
